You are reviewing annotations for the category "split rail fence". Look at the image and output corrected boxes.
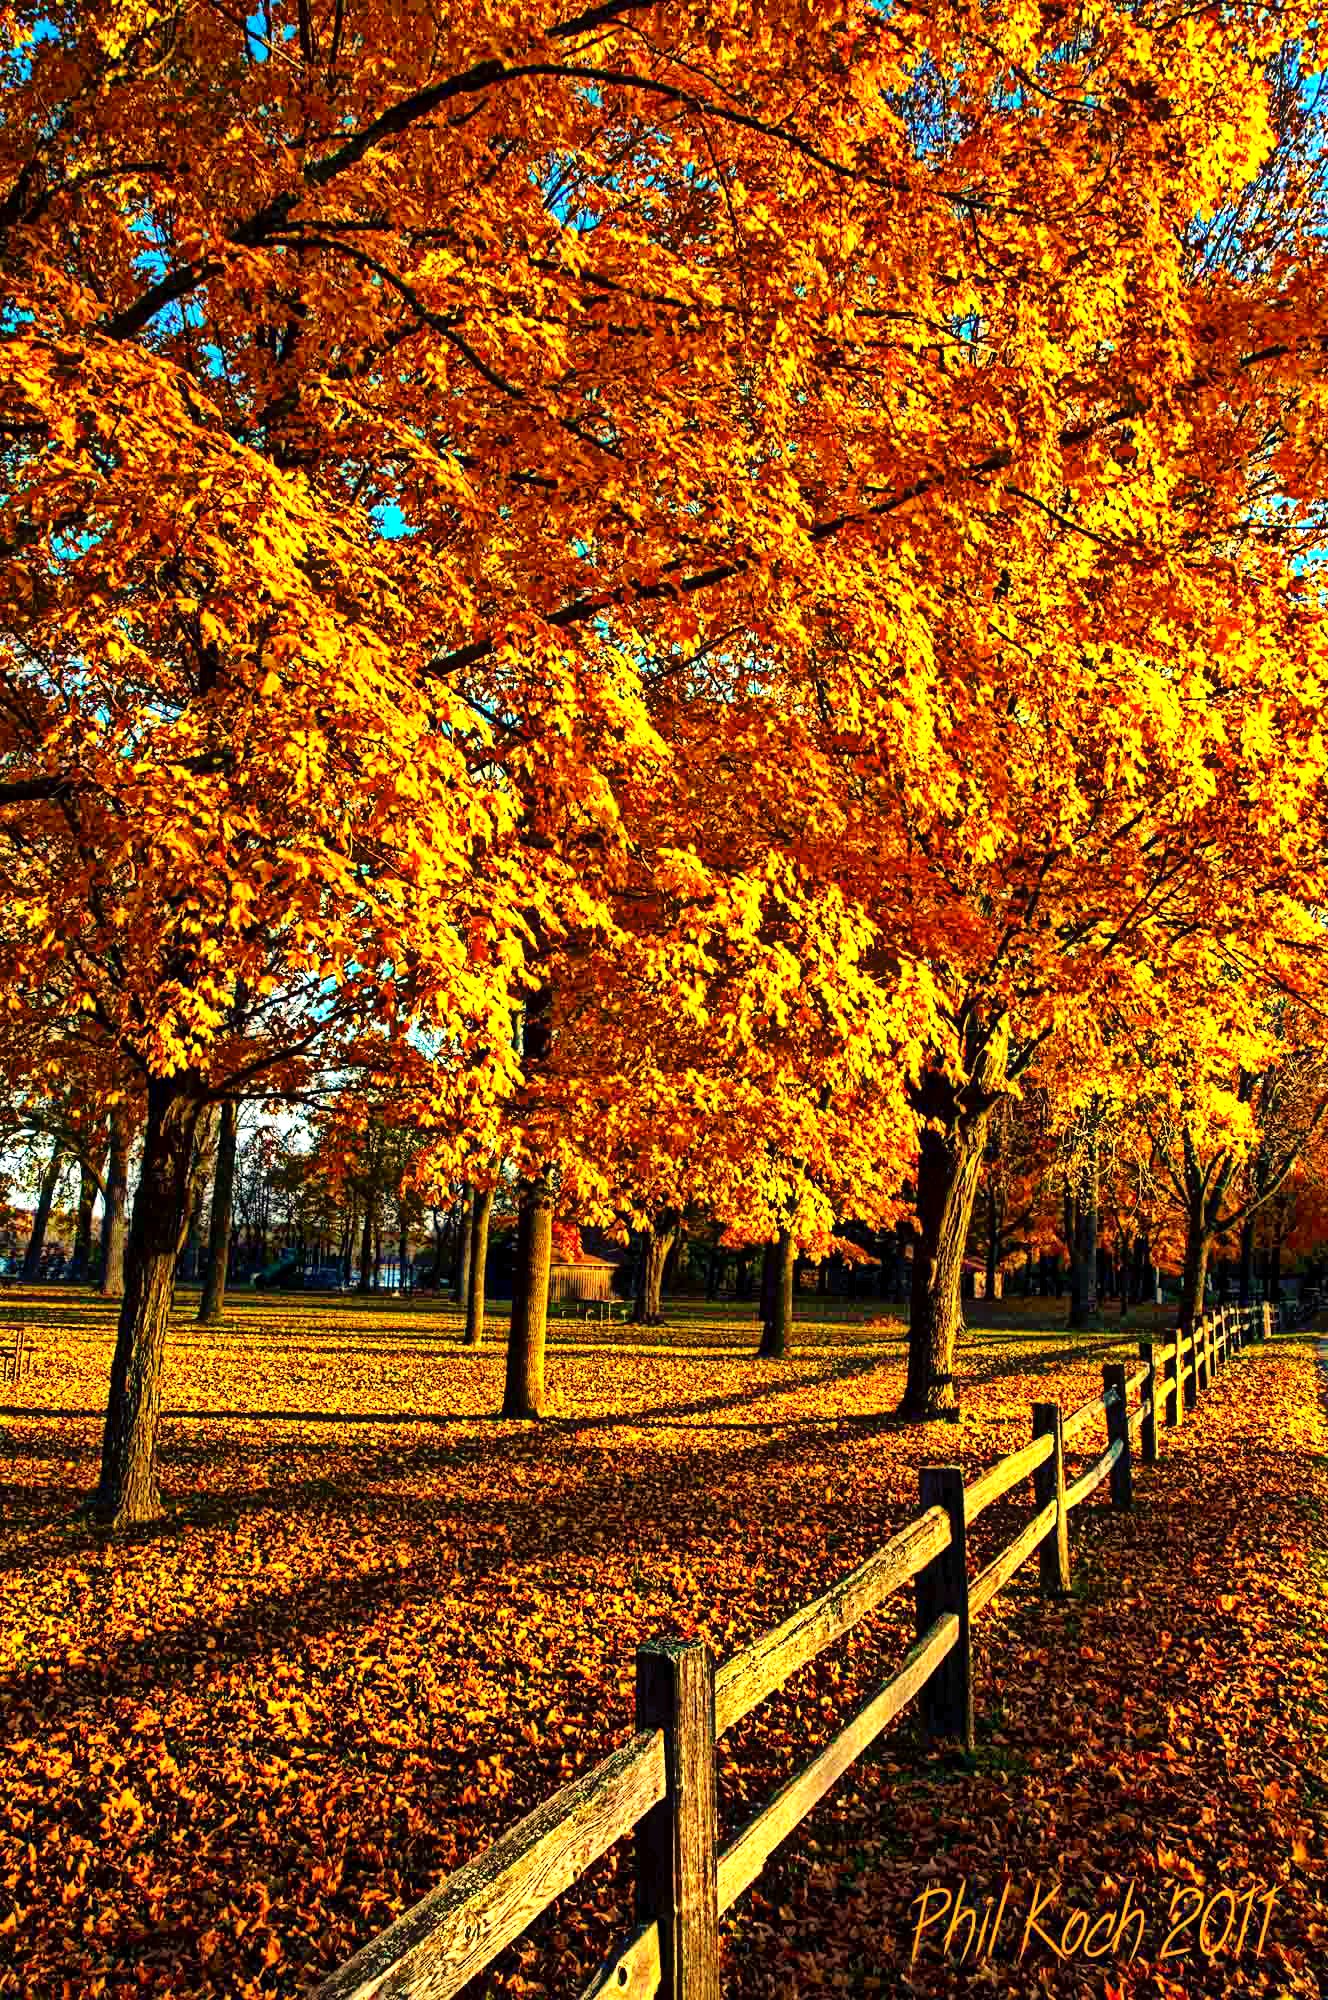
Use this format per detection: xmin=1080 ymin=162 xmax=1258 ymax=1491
xmin=317 ymin=1301 xmax=1285 ymax=2000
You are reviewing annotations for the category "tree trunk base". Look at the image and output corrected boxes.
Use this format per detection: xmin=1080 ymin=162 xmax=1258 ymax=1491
xmin=499 ymin=1396 xmax=545 ymax=1420
xmin=895 ymin=1380 xmax=962 ymax=1422
xmin=84 ymin=1487 xmax=168 ymax=1532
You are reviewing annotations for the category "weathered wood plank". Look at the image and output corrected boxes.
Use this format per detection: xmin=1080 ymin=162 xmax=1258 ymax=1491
xmin=635 ymin=1640 xmax=718 ymax=2000
xmin=964 ymin=1432 xmax=1054 ymax=1525
xmin=1064 ymin=1436 xmax=1123 ymax=1511
xmin=1062 ymin=1393 xmax=1108 ymax=1446
xmin=915 ymin=1469 xmax=971 ymax=1748
xmin=1164 ymin=1335 xmax=1181 ymax=1429
xmin=715 ymin=1613 xmax=959 ymax=1916
xmin=714 ymin=1506 xmax=950 ymax=1736
xmin=1104 ymin=1363 xmax=1132 ymax=1508
xmin=1138 ymin=1342 xmax=1159 ymax=1464
xmin=1127 ymin=1395 xmax=1152 ymax=1436
xmin=316 ymin=1730 xmax=667 ymax=2000
xmin=1032 ymin=1403 xmax=1070 ymax=1596
xmin=580 ymin=1923 xmax=661 ymax=2000
xmin=969 ymin=1499 xmax=1058 ymax=1618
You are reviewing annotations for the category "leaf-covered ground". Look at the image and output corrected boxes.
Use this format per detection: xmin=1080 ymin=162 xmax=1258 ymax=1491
xmin=0 ymin=1290 xmax=1323 ymax=1997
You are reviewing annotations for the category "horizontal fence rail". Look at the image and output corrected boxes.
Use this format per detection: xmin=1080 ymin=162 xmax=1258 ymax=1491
xmin=715 ymin=1612 xmax=959 ymax=1917
xmin=713 ymin=1506 xmax=949 ymax=1736
xmin=318 ymin=1731 xmax=667 ymax=2000
xmin=315 ymin=1300 xmax=1274 ymax=2000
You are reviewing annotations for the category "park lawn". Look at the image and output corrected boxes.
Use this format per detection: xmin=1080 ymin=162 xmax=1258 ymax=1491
xmin=0 ymin=1290 xmax=1320 ymax=1997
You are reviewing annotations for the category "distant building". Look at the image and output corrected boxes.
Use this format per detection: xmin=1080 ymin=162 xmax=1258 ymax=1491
xmin=962 ymin=1257 xmax=1003 ymax=1300
xmin=549 ymin=1251 xmax=626 ymax=1304
xmin=485 ymin=1227 xmax=631 ymax=1302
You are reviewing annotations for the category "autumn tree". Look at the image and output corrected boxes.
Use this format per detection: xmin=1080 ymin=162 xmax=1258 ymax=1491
xmin=9 ymin=0 xmax=1328 ymax=1478
xmin=967 ymin=1092 xmax=1056 ymax=1305
xmin=1138 ymin=1019 xmax=1328 ymax=1333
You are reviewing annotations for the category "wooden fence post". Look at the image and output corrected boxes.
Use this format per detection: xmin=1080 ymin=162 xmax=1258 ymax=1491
xmin=635 ymin=1639 xmax=719 ymax=2000
xmin=1032 ymin=1404 xmax=1071 ymax=1595
xmin=1103 ymin=1363 xmax=1131 ymax=1509
xmin=1163 ymin=1335 xmax=1180 ymax=1429
xmin=1137 ymin=1342 xmax=1158 ymax=1465
xmin=1261 ymin=1302 xmax=1272 ymax=1342
xmin=1182 ymin=1327 xmax=1198 ymax=1412
xmin=915 ymin=1467 xmax=973 ymax=1749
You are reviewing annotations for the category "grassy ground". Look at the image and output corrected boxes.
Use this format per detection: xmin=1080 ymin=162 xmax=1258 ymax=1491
xmin=0 ymin=1289 xmax=1322 ymax=1997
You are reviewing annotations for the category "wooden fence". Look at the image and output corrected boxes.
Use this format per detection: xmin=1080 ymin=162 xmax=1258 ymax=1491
xmin=316 ymin=1301 xmax=1285 ymax=2000
xmin=0 ymin=1320 xmax=28 ymax=1386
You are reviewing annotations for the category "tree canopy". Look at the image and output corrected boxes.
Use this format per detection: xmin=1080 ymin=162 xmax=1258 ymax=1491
xmin=6 ymin=0 xmax=1328 ymax=1517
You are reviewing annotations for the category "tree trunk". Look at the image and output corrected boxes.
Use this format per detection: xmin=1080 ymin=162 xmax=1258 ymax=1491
xmin=70 ymin=1159 xmax=97 ymax=1281
xmin=905 ymin=1117 xmax=981 ymax=1416
xmin=358 ymin=1202 xmax=374 ymax=1292
xmin=759 ymin=1229 xmax=795 ymax=1358
xmin=454 ymin=1188 xmax=473 ymax=1303
xmin=902 ymin=1019 xmax=1008 ymax=1419
xmin=1128 ymin=1229 xmax=1149 ymax=1307
xmin=632 ymin=1221 xmax=676 ymax=1326
xmin=983 ymin=1184 xmax=999 ymax=1306
xmin=93 ymin=1073 xmax=203 ymax=1528
xmin=176 ymin=1106 xmax=218 ymax=1285
xmin=1179 ymin=1215 xmax=1212 ymax=1337
xmin=464 ymin=1185 xmax=494 ymax=1346
xmin=397 ymin=1207 xmax=409 ymax=1293
xmin=758 ymin=1238 xmax=778 ymax=1328
xmin=198 ymin=1099 xmax=238 ymax=1324
xmin=21 ymin=1137 xmax=63 ymax=1280
xmin=1067 ymin=1130 xmax=1100 ymax=1328
xmin=1238 ymin=1216 xmax=1255 ymax=1306
xmin=502 ymin=1174 xmax=553 ymax=1417
xmin=99 ymin=1106 xmax=132 ymax=1299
